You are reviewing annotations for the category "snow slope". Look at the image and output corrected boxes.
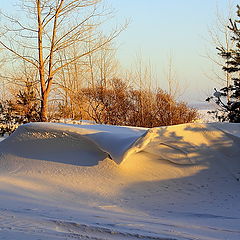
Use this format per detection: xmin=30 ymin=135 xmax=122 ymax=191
xmin=0 ymin=122 xmax=240 ymax=240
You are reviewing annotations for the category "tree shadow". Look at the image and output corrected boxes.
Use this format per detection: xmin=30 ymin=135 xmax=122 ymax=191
xmin=119 ymin=124 xmax=240 ymax=220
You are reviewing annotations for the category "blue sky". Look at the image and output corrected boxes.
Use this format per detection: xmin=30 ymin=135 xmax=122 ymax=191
xmin=109 ymin=0 xmax=238 ymax=103
xmin=0 ymin=0 xmax=238 ymax=103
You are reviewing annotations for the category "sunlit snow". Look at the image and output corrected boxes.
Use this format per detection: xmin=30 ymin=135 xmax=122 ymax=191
xmin=0 ymin=122 xmax=240 ymax=240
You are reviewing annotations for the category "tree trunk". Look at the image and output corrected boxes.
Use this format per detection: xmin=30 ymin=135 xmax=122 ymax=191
xmin=40 ymin=93 xmax=48 ymax=122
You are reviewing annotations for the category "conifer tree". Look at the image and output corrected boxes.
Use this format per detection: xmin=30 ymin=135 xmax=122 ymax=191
xmin=207 ymin=5 xmax=240 ymax=122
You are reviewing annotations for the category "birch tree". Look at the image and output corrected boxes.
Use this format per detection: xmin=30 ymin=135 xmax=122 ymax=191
xmin=0 ymin=0 xmax=124 ymax=121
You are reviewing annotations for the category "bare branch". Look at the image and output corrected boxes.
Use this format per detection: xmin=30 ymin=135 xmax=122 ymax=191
xmin=0 ymin=41 xmax=38 ymax=68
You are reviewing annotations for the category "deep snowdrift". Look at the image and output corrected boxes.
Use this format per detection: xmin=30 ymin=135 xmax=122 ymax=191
xmin=0 ymin=122 xmax=240 ymax=240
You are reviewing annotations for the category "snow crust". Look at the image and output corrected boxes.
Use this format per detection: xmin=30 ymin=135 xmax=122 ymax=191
xmin=0 ymin=122 xmax=240 ymax=240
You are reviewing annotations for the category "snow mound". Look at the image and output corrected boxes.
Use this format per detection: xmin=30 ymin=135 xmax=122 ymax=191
xmin=123 ymin=122 xmax=240 ymax=180
xmin=0 ymin=122 xmax=146 ymax=168
xmin=0 ymin=122 xmax=240 ymax=240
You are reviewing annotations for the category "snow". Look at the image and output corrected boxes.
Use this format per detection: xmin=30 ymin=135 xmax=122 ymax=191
xmin=190 ymin=101 xmax=217 ymax=123
xmin=0 ymin=122 xmax=240 ymax=240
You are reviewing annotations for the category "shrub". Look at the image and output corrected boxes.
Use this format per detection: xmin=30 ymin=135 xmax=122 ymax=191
xmin=83 ymin=78 xmax=198 ymax=127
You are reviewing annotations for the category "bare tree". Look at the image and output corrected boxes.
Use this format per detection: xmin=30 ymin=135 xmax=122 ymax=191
xmin=0 ymin=0 xmax=125 ymax=121
xmin=51 ymin=38 xmax=119 ymax=120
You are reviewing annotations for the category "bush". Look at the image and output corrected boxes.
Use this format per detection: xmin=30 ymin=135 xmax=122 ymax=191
xmin=83 ymin=78 xmax=198 ymax=127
